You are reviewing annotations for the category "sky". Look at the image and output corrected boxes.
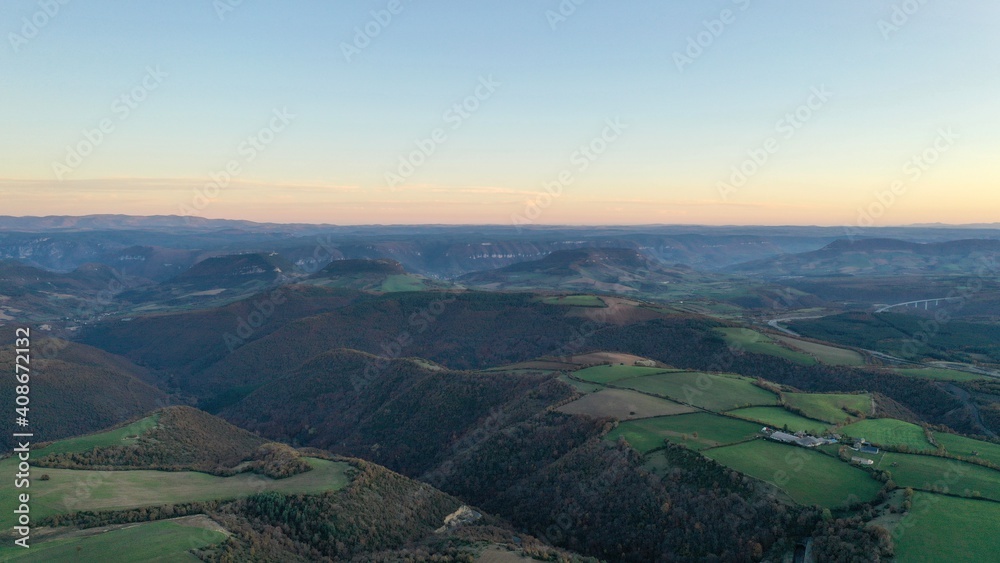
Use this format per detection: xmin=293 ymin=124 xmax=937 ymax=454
xmin=2 ymin=0 xmax=998 ymax=226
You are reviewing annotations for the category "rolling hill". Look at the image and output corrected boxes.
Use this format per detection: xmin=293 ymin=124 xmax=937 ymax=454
xmin=0 ymin=261 xmax=135 ymax=323
xmin=0 ymin=407 xmax=581 ymax=562
xmin=79 ymin=287 xmax=980 ymax=436
xmin=219 ymin=348 xmax=575 ymax=475
xmin=458 ymin=247 xmax=703 ymax=293
xmin=101 ymin=252 xmax=304 ymax=315
xmin=0 ymin=340 xmax=167 ymax=450
xmin=96 ymin=245 xmax=205 ymax=281
xmin=33 ymin=406 xmax=311 ymax=478
xmin=307 ymin=258 xmax=437 ymax=292
xmin=170 ymin=252 xmax=296 ymax=287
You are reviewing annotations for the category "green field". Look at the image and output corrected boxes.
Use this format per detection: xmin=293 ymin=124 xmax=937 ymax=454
xmin=704 ymin=440 xmax=882 ymax=508
xmin=379 ymin=274 xmax=426 ymax=292
xmin=894 ymin=368 xmax=990 ymax=382
xmin=0 ymin=518 xmax=226 ymax=562
xmin=773 ymin=336 xmax=866 ymax=366
xmin=783 ymin=392 xmax=871 ymax=424
xmin=0 ymin=457 xmax=351 ymax=525
xmin=726 ymin=406 xmax=831 ymax=434
xmin=716 ymin=328 xmax=816 ymax=365
xmin=539 ymin=295 xmax=606 ymax=307
xmin=840 ymin=419 xmax=934 ymax=451
xmin=605 ymin=412 xmax=762 ymax=452
xmin=613 ymin=371 xmax=778 ymax=412
xmin=32 ymin=414 xmax=160 ymax=458
xmin=556 ymin=388 xmax=696 ymax=420
xmin=935 ymin=432 xmax=1000 ymax=467
xmin=557 ymin=373 xmax=604 ymax=393
xmin=572 ymin=364 xmax=672 ymax=384
xmin=892 ymin=492 xmax=1000 ymax=562
xmin=880 ymin=453 xmax=1000 ymax=501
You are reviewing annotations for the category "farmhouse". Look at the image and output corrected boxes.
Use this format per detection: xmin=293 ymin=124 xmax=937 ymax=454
xmin=851 ymin=440 xmax=880 ymax=454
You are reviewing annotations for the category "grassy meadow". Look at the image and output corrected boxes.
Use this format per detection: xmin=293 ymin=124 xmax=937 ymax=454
xmin=572 ymin=364 xmax=673 ymax=384
xmin=613 ymin=371 xmax=778 ymax=412
xmin=716 ymin=328 xmax=816 ymax=365
xmin=726 ymin=406 xmax=831 ymax=434
xmin=605 ymin=412 xmax=761 ymax=453
xmin=783 ymin=393 xmax=871 ymax=424
xmin=704 ymin=440 xmax=882 ymax=508
xmin=0 ymin=518 xmax=226 ymax=562
xmin=892 ymin=492 xmax=1000 ymax=562
xmin=840 ymin=419 xmax=935 ymax=452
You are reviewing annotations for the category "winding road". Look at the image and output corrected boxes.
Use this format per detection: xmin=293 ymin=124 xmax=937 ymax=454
xmin=766 ymin=315 xmax=825 ymax=337
xmin=767 ymin=309 xmax=998 ymax=372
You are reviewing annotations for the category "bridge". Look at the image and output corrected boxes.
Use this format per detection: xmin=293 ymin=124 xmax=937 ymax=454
xmin=875 ymin=297 xmax=960 ymax=313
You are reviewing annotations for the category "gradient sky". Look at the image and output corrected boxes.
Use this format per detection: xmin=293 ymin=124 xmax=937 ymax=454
xmin=2 ymin=1 xmax=998 ymax=226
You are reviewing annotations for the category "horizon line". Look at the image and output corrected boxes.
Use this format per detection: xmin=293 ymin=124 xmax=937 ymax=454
xmin=0 ymin=213 xmax=998 ymax=231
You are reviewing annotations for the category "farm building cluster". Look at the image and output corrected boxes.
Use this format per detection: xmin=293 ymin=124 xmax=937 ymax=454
xmin=851 ymin=440 xmax=879 ymax=454
xmin=760 ymin=427 xmax=838 ymax=448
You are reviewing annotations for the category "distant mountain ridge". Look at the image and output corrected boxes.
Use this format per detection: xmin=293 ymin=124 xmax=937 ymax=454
xmin=0 ymin=214 xmax=335 ymax=233
xmin=314 ymin=258 xmax=406 ymax=276
xmin=0 ymin=260 xmax=135 ymax=323
xmin=729 ymin=238 xmax=1000 ymax=277
xmin=175 ymin=252 xmax=296 ymax=282
xmin=0 ymin=260 xmax=122 ymax=291
xmin=822 ymin=238 xmax=1000 ymax=254
xmin=7 ymin=215 xmax=1000 ymax=278
xmin=458 ymin=247 xmax=708 ymax=293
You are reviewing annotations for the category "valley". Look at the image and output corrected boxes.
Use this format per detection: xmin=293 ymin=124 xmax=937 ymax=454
xmin=3 ymin=217 xmax=1000 ymax=561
